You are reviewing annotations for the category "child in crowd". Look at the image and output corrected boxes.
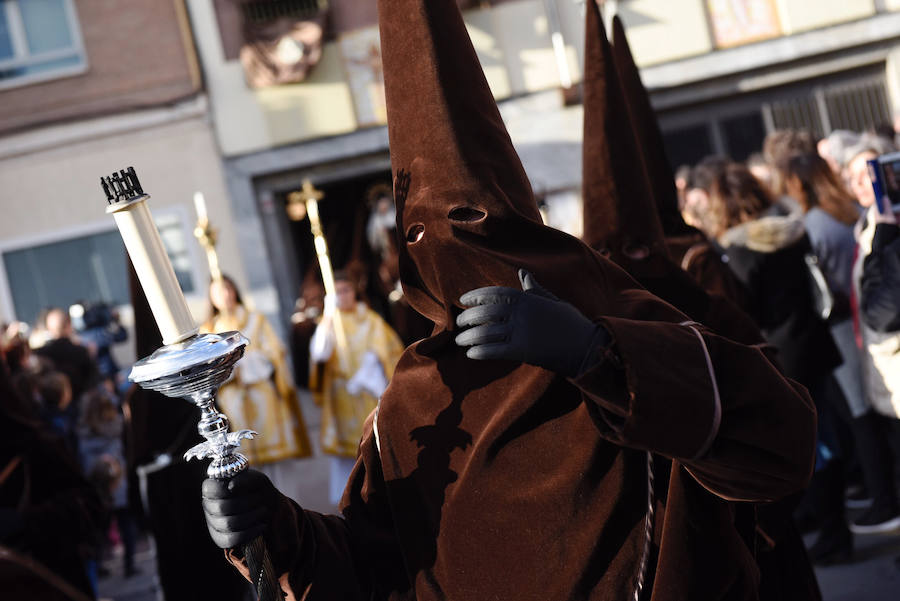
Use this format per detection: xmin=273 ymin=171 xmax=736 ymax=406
xmin=79 ymin=388 xmax=138 ymax=578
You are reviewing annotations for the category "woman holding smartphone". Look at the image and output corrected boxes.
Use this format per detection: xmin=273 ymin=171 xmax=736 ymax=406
xmin=847 ymin=144 xmax=900 ymax=536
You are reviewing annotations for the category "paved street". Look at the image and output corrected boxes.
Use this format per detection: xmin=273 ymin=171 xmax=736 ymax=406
xmin=810 ymin=530 xmax=900 ymax=600
xmin=98 ymin=391 xmax=900 ymax=601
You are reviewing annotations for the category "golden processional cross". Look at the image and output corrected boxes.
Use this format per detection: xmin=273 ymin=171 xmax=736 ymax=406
xmin=287 ymin=180 xmax=350 ymax=371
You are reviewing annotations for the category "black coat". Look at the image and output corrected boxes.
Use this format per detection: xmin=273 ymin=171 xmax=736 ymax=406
xmin=861 ymin=222 xmax=900 ymax=333
xmin=719 ymin=211 xmax=841 ymax=389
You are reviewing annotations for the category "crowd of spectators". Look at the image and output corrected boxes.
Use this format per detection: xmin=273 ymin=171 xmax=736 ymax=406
xmin=1 ymin=303 xmax=134 ymax=599
xmin=678 ymin=125 xmax=900 ymax=566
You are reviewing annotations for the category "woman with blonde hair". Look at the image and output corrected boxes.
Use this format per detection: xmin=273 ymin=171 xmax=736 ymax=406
xmin=201 ymin=275 xmax=312 ymax=500
xmin=843 ymin=135 xmax=900 ymax=536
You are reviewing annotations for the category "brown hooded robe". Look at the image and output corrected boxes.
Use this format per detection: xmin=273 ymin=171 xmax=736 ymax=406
xmin=610 ymin=16 xmax=745 ymax=305
xmin=583 ymin=6 xmax=820 ymax=601
xmin=225 ymin=2 xmax=816 ymax=600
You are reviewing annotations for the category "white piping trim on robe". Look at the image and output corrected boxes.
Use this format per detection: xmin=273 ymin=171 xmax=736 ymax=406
xmin=680 ymin=321 xmax=722 ymax=459
xmin=373 ymin=401 xmax=382 ymax=454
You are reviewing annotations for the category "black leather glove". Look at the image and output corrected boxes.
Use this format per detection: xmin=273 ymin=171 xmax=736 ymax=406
xmin=455 ymin=269 xmax=610 ymax=377
xmin=202 ymin=469 xmax=278 ymax=550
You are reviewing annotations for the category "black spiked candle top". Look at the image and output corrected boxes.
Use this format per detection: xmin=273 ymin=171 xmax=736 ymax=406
xmin=101 ymin=166 xmax=145 ymax=204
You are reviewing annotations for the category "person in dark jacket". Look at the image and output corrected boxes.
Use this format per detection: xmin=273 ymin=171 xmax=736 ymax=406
xmin=34 ymin=308 xmax=97 ymax=413
xmin=708 ymin=161 xmax=849 ymax=563
xmin=858 ymin=202 xmax=900 ymax=570
xmin=710 ymin=163 xmax=840 ymax=386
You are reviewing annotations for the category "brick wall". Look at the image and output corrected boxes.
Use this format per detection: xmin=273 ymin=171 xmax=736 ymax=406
xmin=0 ymin=0 xmax=200 ymax=135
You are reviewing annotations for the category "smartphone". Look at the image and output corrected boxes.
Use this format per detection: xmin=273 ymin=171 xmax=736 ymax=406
xmin=867 ymin=158 xmax=887 ymax=214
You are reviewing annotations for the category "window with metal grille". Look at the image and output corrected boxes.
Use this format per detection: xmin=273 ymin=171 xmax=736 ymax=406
xmin=660 ymin=68 xmax=891 ymax=166
xmin=240 ymin=0 xmax=328 ymax=24
xmin=720 ymin=112 xmax=767 ymax=162
xmin=770 ymin=95 xmax=824 ymax=139
xmin=2 ymin=215 xmax=194 ymax=325
xmin=770 ymin=74 xmax=890 ymax=136
xmin=824 ymin=77 xmax=891 ymax=132
xmin=662 ymin=124 xmax=715 ymax=168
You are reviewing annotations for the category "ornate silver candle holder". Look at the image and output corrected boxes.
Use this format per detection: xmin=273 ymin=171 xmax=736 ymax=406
xmin=105 ymin=165 xmax=280 ymax=600
xmin=129 ymin=330 xmax=255 ymax=478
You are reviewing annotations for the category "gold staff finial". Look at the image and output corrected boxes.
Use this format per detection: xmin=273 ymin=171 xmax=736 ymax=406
xmin=193 ymin=192 xmax=222 ymax=281
xmin=287 ymin=179 xmax=350 ymax=371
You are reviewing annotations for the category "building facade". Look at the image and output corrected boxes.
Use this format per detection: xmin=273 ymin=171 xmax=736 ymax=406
xmin=0 ymin=0 xmax=246 ymax=364
xmin=3 ymin=0 xmax=900 ymax=361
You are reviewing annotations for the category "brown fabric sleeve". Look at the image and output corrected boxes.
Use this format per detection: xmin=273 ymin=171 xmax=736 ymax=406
xmin=573 ymin=317 xmax=816 ymax=503
xmin=225 ymin=416 xmax=407 ymax=599
xmin=573 ymin=317 xmax=721 ymax=459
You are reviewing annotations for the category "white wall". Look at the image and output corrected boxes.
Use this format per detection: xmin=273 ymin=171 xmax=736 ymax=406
xmin=777 ymin=0 xmax=875 ymax=34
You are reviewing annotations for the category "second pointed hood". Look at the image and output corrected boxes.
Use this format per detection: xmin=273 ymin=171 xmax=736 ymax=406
xmin=581 ymin=1 xmax=667 ymax=262
xmin=611 ymin=16 xmax=692 ymax=237
xmin=129 ymin=258 xmax=162 ymax=359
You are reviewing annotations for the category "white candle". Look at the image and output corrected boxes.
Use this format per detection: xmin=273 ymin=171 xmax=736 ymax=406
xmin=108 ymin=196 xmax=198 ymax=346
xmin=193 ymin=191 xmax=208 ymax=222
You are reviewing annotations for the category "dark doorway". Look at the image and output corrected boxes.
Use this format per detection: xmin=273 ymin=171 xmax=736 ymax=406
xmin=663 ymin=124 xmax=714 ymax=169
xmin=281 ymin=169 xmax=394 ymax=322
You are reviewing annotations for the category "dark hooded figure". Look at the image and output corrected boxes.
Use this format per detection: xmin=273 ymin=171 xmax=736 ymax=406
xmin=581 ymin=5 xmax=760 ymax=348
xmin=584 ymin=7 xmax=820 ymax=600
xmin=200 ymin=1 xmax=816 ymax=600
xmin=609 ymin=16 xmax=745 ymax=306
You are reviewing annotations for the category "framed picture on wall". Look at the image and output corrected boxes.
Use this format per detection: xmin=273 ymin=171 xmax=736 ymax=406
xmin=707 ymin=0 xmax=781 ymax=48
xmin=338 ymin=26 xmax=387 ymax=127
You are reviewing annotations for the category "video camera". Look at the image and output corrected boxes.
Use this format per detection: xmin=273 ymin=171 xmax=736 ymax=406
xmin=69 ymin=301 xmax=117 ymax=332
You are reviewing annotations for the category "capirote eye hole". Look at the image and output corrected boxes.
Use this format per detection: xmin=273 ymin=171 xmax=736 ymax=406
xmin=623 ymin=244 xmax=650 ymax=260
xmin=448 ymin=206 xmax=487 ymax=223
xmin=597 ymin=248 xmax=611 ymax=257
xmin=406 ymin=223 xmax=425 ymax=243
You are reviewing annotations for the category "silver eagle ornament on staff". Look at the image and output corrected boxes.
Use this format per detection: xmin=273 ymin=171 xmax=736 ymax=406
xmin=101 ymin=166 xmax=283 ymax=601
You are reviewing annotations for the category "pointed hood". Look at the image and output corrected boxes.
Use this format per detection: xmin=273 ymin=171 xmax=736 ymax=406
xmin=129 ymin=258 xmax=162 ymax=358
xmin=581 ymin=1 xmax=666 ymax=262
xmin=378 ymin=0 xmax=684 ymax=335
xmin=126 ymin=257 xmax=201 ymax=461
xmin=378 ymin=0 xmax=548 ymax=329
xmin=611 ymin=16 xmax=691 ymax=237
